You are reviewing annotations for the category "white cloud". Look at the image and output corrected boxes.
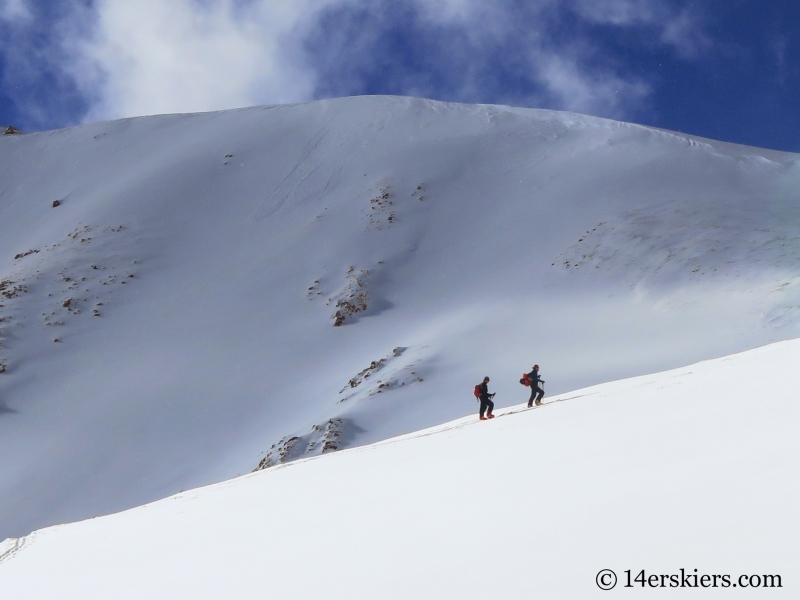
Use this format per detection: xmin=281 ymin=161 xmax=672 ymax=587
xmin=570 ymin=0 xmax=710 ymax=58
xmin=74 ymin=0 xmax=608 ymax=122
xmin=533 ymin=49 xmax=650 ymax=118
xmin=0 ymin=0 xmax=31 ymax=22
xmin=415 ymin=0 xmax=522 ymax=26
xmin=404 ymin=0 xmax=652 ymax=118
xmin=71 ymin=0 xmax=339 ymax=122
xmin=2 ymin=0 xmax=711 ymax=126
xmin=570 ymin=0 xmax=658 ymax=26
xmin=659 ymin=8 xmax=711 ymax=59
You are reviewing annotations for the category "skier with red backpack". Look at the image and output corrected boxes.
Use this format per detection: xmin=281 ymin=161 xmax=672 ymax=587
xmin=473 ymin=376 xmax=496 ymax=420
xmin=520 ymin=364 xmax=545 ymax=407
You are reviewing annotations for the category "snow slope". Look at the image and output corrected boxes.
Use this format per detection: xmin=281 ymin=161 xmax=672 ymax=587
xmin=2 ymin=96 xmax=800 ymax=538
xmin=1 ymin=339 xmax=797 ymax=599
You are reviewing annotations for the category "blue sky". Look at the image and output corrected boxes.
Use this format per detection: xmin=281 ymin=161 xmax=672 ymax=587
xmin=1 ymin=0 xmax=798 ymax=151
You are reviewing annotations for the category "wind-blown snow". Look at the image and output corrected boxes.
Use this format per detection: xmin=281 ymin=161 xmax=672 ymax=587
xmin=1 ymin=339 xmax=797 ymax=598
xmin=1 ymin=96 xmax=799 ymax=538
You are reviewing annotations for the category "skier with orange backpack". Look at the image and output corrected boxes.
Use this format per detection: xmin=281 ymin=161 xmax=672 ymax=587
xmin=520 ymin=364 xmax=545 ymax=407
xmin=473 ymin=376 xmax=496 ymax=420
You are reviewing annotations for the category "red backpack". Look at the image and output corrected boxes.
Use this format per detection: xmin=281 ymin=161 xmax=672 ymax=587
xmin=473 ymin=384 xmax=482 ymax=398
xmin=519 ymin=373 xmax=531 ymax=387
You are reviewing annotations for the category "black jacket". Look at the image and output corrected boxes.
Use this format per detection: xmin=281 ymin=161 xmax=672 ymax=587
xmin=527 ymin=370 xmax=544 ymax=387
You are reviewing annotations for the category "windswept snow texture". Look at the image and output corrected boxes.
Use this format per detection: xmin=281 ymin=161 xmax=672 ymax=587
xmin=1 ymin=340 xmax=798 ymax=599
xmin=1 ymin=96 xmax=800 ymax=538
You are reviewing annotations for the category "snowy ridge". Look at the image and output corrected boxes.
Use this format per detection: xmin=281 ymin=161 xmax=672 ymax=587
xmin=1 ymin=339 xmax=798 ymax=598
xmin=1 ymin=95 xmax=800 ymax=538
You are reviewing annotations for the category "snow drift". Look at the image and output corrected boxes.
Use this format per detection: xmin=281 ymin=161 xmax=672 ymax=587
xmin=1 ymin=96 xmax=800 ymax=538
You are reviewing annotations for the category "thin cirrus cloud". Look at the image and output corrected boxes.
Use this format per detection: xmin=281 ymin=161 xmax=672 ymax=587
xmin=0 ymin=0 xmax=94 ymax=128
xmin=301 ymin=0 xmax=679 ymax=119
xmin=570 ymin=0 xmax=711 ymax=58
xmin=0 ymin=0 xmax=710 ymax=130
xmin=0 ymin=0 xmax=30 ymax=21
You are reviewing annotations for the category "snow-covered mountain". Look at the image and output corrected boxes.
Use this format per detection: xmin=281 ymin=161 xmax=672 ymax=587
xmin=1 ymin=96 xmax=799 ymax=539
xmin=1 ymin=339 xmax=797 ymax=599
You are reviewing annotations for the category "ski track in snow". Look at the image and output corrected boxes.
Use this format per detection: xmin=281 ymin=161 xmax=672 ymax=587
xmin=0 ymin=531 xmax=37 ymax=565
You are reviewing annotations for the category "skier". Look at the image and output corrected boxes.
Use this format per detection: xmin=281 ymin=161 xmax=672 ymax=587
xmin=526 ymin=365 xmax=545 ymax=407
xmin=477 ymin=376 xmax=496 ymax=420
